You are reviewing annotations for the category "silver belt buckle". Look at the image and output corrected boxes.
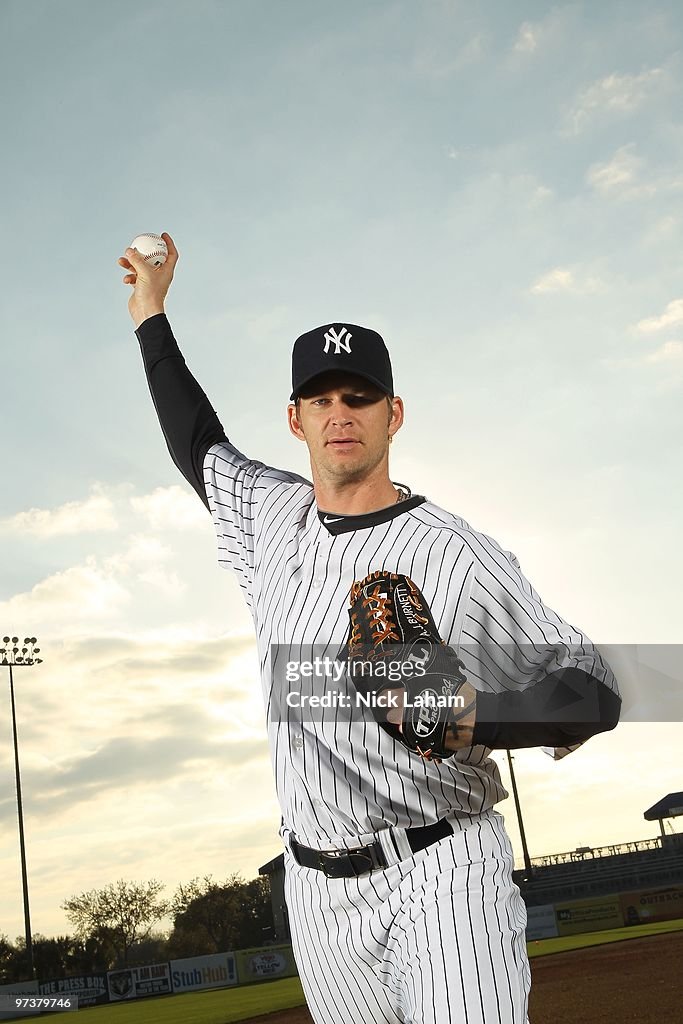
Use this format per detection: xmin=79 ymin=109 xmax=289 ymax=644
xmin=364 ymin=842 xmax=388 ymax=870
xmin=319 ymin=843 xmax=386 ymax=877
xmin=318 ymin=848 xmax=351 ymax=878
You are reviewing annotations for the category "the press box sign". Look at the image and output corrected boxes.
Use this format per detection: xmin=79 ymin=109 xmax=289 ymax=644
xmin=235 ymin=945 xmax=297 ymax=984
xmin=107 ymin=962 xmax=172 ymax=1001
xmin=170 ymin=952 xmax=238 ymax=993
xmin=0 ymin=981 xmax=39 ymax=1021
xmin=525 ymin=904 xmax=559 ymax=940
xmin=39 ymin=974 xmax=109 ymax=1007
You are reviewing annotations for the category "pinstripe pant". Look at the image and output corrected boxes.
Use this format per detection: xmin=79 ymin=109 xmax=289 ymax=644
xmin=284 ymin=810 xmax=530 ymax=1024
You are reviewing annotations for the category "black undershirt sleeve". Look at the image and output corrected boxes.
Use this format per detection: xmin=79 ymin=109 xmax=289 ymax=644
xmin=470 ymin=667 xmax=621 ymax=750
xmin=135 ymin=313 xmax=227 ymax=510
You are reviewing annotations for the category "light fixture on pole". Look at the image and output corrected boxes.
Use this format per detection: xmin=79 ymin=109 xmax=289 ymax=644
xmin=506 ymin=749 xmax=534 ymax=879
xmin=1 ymin=635 xmax=43 ymax=980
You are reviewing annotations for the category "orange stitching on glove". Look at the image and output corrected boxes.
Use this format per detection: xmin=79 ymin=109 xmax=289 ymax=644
xmin=348 ymin=612 xmax=363 ymax=652
xmin=362 ymin=584 xmax=400 ymax=643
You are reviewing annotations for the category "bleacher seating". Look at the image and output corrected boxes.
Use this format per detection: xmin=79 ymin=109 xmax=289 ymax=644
xmin=515 ymin=837 xmax=683 ymax=906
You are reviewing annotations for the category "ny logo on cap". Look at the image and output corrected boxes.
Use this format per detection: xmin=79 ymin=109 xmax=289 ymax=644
xmin=323 ymin=326 xmax=352 ymax=355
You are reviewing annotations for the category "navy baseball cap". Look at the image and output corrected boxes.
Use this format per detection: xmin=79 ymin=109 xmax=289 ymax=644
xmin=290 ymin=323 xmax=394 ymax=401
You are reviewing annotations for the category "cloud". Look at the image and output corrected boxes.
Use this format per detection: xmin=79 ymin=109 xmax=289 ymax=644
xmin=0 ymin=527 xmax=195 ymax=633
xmin=0 ymin=722 xmax=271 ymax=827
xmin=130 ymin=485 xmax=206 ymax=530
xmin=531 ymin=268 xmax=573 ymax=293
xmin=585 ymin=145 xmax=683 ymax=201
xmin=27 ymin=731 xmax=269 ymax=816
xmin=508 ymin=9 xmax=577 ymax=63
xmin=0 ymin=482 xmax=218 ymax=636
xmin=444 ymin=143 xmax=488 ymax=166
xmin=0 ymin=558 xmax=130 ymax=627
xmin=530 ymin=267 xmax=604 ymax=295
xmin=451 ymin=34 xmax=484 ymax=70
xmin=0 ymin=643 xmax=268 ymax=832
xmin=412 ymin=32 xmax=486 ymax=79
xmin=643 ymin=340 xmax=683 ymax=363
xmin=513 ymin=21 xmax=540 ymax=54
xmin=635 ymin=299 xmax=683 ymax=334
xmin=1 ymin=486 xmax=117 ymax=537
xmin=63 ymin=631 xmax=255 ymax=682
xmin=600 ymin=340 xmax=683 ymax=375
xmin=565 ymin=67 xmax=666 ymax=134
xmin=586 ymin=145 xmax=646 ymax=197
xmin=643 ymin=215 xmax=680 ymax=244
xmin=107 ymin=534 xmax=187 ymax=597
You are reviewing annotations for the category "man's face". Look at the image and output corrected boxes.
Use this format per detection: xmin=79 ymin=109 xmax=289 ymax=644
xmin=288 ymin=371 xmax=403 ymax=486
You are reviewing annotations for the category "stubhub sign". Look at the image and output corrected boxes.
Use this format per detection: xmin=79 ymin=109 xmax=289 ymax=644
xmin=170 ymin=953 xmax=238 ymax=993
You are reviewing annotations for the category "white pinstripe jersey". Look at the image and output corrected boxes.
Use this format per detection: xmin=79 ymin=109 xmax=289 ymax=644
xmin=204 ymin=439 xmax=614 ymax=850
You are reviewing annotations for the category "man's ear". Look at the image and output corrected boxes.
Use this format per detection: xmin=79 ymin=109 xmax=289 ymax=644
xmin=288 ymin=402 xmax=306 ymax=441
xmin=388 ymin=396 xmax=404 ymax=440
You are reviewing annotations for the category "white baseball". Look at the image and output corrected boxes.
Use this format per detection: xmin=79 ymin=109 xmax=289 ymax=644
xmin=129 ymin=233 xmax=168 ymax=267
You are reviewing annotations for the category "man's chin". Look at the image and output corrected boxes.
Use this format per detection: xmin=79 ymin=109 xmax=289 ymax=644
xmin=315 ymin=447 xmax=387 ymax=485
xmin=323 ymin=460 xmax=370 ymax=484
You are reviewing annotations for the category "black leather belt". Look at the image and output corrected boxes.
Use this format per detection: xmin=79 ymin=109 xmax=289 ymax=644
xmin=289 ymin=817 xmax=454 ymax=878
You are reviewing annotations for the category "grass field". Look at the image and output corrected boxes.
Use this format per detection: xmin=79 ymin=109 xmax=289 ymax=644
xmin=72 ymin=978 xmax=306 ymax=1024
xmin=527 ymin=915 xmax=683 ymax=957
xmin=21 ymin=917 xmax=683 ymax=1024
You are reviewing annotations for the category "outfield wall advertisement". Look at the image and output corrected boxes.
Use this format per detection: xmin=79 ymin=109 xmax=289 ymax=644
xmin=0 ymin=981 xmax=39 ymax=1021
xmin=170 ymin=952 xmax=238 ymax=993
xmin=619 ymin=886 xmax=683 ymax=925
xmin=107 ymin=962 xmax=172 ymax=1000
xmin=553 ymin=896 xmax=623 ymax=936
xmin=235 ymin=944 xmax=297 ymax=983
xmin=525 ymin=904 xmax=559 ymax=940
xmin=39 ymin=973 xmax=109 ymax=1007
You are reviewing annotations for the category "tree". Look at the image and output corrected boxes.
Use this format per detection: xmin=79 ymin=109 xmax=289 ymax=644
xmin=239 ymin=876 xmax=273 ymax=947
xmin=61 ymin=879 xmax=169 ymax=967
xmin=126 ymin=930 xmax=169 ymax=966
xmin=30 ymin=935 xmax=84 ymax=980
xmin=168 ymin=874 xmax=272 ymax=956
xmin=0 ymin=934 xmax=17 ymax=985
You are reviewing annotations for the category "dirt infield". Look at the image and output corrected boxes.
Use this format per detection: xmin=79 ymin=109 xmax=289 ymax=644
xmin=241 ymin=930 xmax=683 ymax=1023
xmin=529 ymin=929 xmax=682 ymax=1022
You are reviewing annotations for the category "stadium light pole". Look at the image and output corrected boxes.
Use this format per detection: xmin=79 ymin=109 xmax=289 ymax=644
xmin=506 ymin=749 xmax=534 ymax=879
xmin=2 ymin=635 xmax=43 ymax=980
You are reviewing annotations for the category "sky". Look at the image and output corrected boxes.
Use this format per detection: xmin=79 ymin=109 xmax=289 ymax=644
xmin=1 ymin=0 xmax=682 ymax=943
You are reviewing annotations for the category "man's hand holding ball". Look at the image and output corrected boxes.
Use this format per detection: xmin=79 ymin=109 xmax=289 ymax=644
xmin=118 ymin=231 xmax=178 ymax=329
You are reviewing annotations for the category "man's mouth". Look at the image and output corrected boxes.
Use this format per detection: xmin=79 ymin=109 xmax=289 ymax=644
xmin=326 ymin=438 xmax=360 ymax=447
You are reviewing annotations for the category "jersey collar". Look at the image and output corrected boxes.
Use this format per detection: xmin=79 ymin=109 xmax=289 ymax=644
xmin=317 ymin=495 xmax=426 ymax=535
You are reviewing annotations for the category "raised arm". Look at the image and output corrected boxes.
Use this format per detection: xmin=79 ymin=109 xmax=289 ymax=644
xmin=119 ymin=233 xmax=226 ymax=507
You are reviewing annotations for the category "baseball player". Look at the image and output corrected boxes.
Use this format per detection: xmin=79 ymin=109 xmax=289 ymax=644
xmin=119 ymin=233 xmax=621 ymax=1024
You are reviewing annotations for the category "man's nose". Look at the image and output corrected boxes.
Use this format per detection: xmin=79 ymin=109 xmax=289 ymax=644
xmin=331 ymin=399 xmax=353 ymax=424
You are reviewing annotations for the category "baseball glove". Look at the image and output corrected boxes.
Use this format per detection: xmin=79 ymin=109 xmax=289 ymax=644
xmin=339 ymin=571 xmax=475 ymax=761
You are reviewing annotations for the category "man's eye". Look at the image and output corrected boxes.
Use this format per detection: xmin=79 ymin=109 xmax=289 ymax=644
xmin=309 ymin=394 xmax=374 ymax=407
